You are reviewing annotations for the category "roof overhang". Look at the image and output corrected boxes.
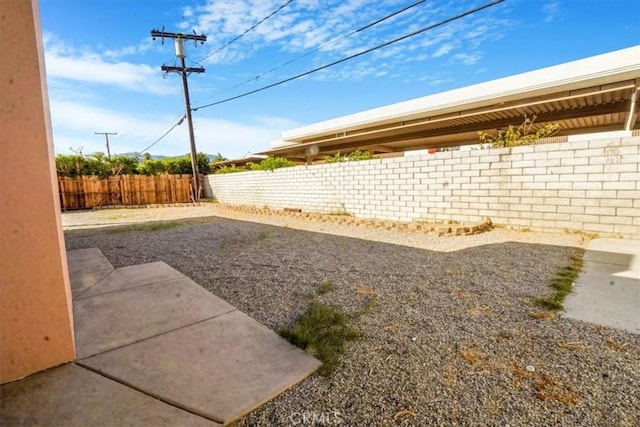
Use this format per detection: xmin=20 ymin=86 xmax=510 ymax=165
xmin=260 ymin=46 xmax=640 ymax=160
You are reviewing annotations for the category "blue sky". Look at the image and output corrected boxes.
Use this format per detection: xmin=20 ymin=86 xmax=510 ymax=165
xmin=40 ymin=0 xmax=640 ymax=159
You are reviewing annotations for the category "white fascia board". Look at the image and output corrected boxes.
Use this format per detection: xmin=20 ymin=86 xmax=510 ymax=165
xmin=282 ymin=46 xmax=640 ymax=142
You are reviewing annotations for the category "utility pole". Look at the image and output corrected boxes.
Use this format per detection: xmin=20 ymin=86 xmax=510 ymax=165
xmin=95 ymin=132 xmax=117 ymax=159
xmin=151 ymin=29 xmax=206 ymax=201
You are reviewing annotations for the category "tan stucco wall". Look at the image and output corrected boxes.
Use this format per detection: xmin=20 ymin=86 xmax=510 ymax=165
xmin=0 ymin=0 xmax=76 ymax=384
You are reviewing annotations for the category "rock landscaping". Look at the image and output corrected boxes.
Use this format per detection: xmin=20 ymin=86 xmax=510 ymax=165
xmin=213 ymin=203 xmax=493 ymax=236
xmin=63 ymin=209 xmax=640 ymax=426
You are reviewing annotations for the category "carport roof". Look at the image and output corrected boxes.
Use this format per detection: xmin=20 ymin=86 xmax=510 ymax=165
xmin=259 ymin=46 xmax=640 ymax=160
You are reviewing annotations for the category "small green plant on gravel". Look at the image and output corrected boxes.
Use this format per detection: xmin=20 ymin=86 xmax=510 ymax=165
xmin=318 ymin=280 xmax=334 ymax=295
xmin=362 ymin=296 xmax=378 ymax=314
xmin=106 ymin=221 xmax=183 ymax=234
xmin=257 ymin=229 xmax=270 ymax=240
xmin=536 ymin=252 xmax=584 ymax=310
xmin=279 ymin=302 xmax=362 ymax=376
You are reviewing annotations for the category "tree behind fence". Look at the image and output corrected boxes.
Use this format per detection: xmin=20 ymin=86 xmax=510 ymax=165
xmin=58 ymin=174 xmax=194 ymax=210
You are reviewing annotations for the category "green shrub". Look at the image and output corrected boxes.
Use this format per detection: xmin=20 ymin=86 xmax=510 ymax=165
xmin=322 ymin=149 xmax=374 ymax=163
xmin=478 ymin=115 xmax=560 ymax=148
xmin=55 ymin=151 xmax=212 ymax=177
xmin=249 ymin=156 xmax=296 ymax=171
xmin=215 ymin=164 xmax=247 ymax=174
xmin=137 ymin=159 xmax=168 ymax=175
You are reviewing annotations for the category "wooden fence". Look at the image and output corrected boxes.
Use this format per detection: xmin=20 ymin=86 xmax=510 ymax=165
xmin=57 ymin=174 xmax=195 ymax=210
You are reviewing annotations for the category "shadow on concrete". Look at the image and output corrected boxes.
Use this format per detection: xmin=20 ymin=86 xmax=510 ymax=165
xmin=1 ymin=248 xmax=321 ymax=426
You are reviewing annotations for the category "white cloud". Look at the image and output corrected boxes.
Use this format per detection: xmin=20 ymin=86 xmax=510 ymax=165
xmin=102 ymin=39 xmax=155 ymax=60
xmin=415 ymin=72 xmax=452 ymax=86
xmin=432 ymin=42 xmax=457 ymax=58
xmin=429 ymin=78 xmax=453 ymax=86
xmin=542 ymin=1 xmax=560 ymax=23
xmin=192 ymin=115 xmax=301 ymax=157
xmin=452 ymin=52 xmax=481 ymax=65
xmin=49 ymin=100 xmax=298 ymax=158
xmin=43 ymin=34 xmax=174 ymax=95
xmin=175 ymin=0 xmax=514 ymax=86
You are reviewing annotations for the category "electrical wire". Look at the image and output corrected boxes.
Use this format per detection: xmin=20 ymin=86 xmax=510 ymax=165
xmin=227 ymin=0 xmax=427 ymax=92
xmin=192 ymin=0 xmax=427 ymax=105
xmin=139 ymin=115 xmax=186 ymax=154
xmin=198 ymin=0 xmax=295 ymax=63
xmin=192 ymin=0 xmax=504 ymax=112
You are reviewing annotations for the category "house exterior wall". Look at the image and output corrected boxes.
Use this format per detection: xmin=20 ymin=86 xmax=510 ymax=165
xmin=0 ymin=0 xmax=76 ymax=383
xmin=205 ymin=136 xmax=640 ymax=239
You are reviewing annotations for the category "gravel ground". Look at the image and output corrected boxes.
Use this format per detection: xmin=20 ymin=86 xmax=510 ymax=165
xmin=63 ymin=208 xmax=640 ymax=426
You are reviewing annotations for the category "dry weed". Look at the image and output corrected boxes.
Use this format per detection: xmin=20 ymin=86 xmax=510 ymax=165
xmin=529 ymin=311 xmax=555 ymax=320
xmin=393 ymin=409 xmax=417 ymax=420
xmin=605 ymin=338 xmax=628 ymax=352
xmin=557 ymin=341 xmax=588 ymax=351
xmin=356 ymin=285 xmax=377 ymax=297
xmin=534 ymin=374 xmax=579 ymax=405
xmin=455 ymin=290 xmax=474 ymax=298
xmin=467 ymin=305 xmax=494 ymax=316
xmin=594 ymin=324 xmax=608 ymax=333
xmin=459 ymin=348 xmax=484 ymax=366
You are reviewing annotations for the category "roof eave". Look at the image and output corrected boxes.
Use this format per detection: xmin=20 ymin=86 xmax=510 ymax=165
xmin=280 ymin=46 xmax=640 ymax=143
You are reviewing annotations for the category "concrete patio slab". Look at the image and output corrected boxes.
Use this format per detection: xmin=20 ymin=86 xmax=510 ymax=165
xmin=74 ymin=276 xmax=236 ymax=359
xmin=66 ymin=248 xmax=113 ymax=270
xmin=564 ymin=238 xmax=640 ymax=334
xmin=79 ymin=310 xmax=322 ymax=425
xmin=0 ymin=363 xmax=219 ymax=426
xmin=67 ymin=248 xmax=115 ymax=298
xmin=1 ymin=248 xmax=322 ymax=424
xmin=76 ymin=261 xmax=185 ymax=299
xmin=70 ymin=269 xmax=115 ymax=298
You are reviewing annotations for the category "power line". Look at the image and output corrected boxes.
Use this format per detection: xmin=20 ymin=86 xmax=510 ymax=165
xmin=192 ymin=0 xmax=504 ymax=112
xmin=192 ymin=0 xmax=428 ymax=106
xmin=198 ymin=0 xmax=295 ymax=64
xmin=139 ymin=115 xmax=185 ymax=154
xmin=227 ymin=0 xmax=427 ymax=93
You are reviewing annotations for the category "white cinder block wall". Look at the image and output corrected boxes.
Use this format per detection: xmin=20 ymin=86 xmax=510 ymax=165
xmin=205 ymin=136 xmax=640 ymax=238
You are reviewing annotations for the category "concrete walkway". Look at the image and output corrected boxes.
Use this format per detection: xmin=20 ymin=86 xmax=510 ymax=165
xmin=564 ymin=238 xmax=640 ymax=334
xmin=1 ymin=249 xmax=320 ymax=426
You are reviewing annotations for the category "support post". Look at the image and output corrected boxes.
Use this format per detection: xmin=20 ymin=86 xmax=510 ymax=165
xmin=95 ymin=132 xmax=117 ymax=159
xmin=151 ymin=29 xmax=206 ymax=200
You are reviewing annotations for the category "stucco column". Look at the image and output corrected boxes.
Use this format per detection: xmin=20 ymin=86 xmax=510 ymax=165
xmin=0 ymin=0 xmax=76 ymax=384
